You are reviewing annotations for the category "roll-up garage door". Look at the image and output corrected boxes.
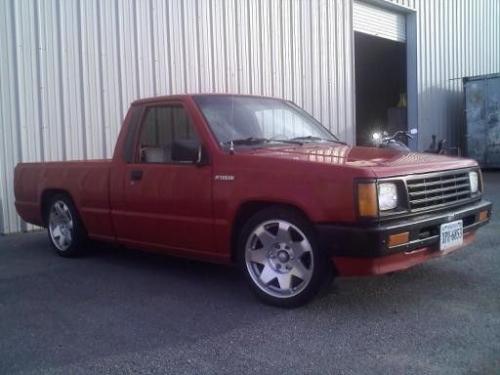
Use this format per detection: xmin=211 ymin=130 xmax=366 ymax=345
xmin=353 ymin=1 xmax=406 ymax=43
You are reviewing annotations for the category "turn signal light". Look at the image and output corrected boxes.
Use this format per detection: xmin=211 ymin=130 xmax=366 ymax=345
xmin=388 ymin=231 xmax=410 ymax=248
xmin=478 ymin=210 xmax=489 ymax=222
xmin=357 ymin=182 xmax=377 ymax=217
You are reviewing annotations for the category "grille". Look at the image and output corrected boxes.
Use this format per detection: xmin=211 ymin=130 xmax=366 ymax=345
xmin=406 ymin=171 xmax=472 ymax=211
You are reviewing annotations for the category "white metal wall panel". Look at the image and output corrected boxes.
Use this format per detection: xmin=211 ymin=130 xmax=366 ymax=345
xmin=414 ymin=0 xmax=500 ymax=151
xmin=354 ymin=1 xmax=406 ymax=42
xmin=0 ymin=0 xmax=355 ymax=234
xmin=0 ymin=0 xmax=22 ymax=233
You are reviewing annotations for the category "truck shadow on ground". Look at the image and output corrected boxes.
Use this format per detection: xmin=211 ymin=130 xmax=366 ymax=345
xmin=85 ymin=240 xmax=471 ymax=315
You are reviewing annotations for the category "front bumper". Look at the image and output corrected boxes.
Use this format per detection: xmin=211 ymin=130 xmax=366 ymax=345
xmin=316 ymin=199 xmax=492 ymax=276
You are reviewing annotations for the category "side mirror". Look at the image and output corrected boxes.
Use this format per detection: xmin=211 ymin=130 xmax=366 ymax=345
xmin=171 ymin=140 xmax=209 ymax=165
xmin=410 ymin=128 xmax=418 ymax=135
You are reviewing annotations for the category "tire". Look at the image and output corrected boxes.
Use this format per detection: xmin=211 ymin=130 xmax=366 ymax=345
xmin=45 ymin=194 xmax=87 ymax=257
xmin=238 ymin=206 xmax=331 ymax=307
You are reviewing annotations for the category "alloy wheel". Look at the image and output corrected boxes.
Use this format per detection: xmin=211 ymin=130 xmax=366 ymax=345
xmin=245 ymin=220 xmax=314 ymax=298
xmin=48 ymin=200 xmax=74 ymax=251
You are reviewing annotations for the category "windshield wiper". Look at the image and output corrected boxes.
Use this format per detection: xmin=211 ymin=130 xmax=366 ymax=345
xmin=221 ymin=137 xmax=269 ymax=146
xmin=290 ymin=136 xmax=346 ymax=144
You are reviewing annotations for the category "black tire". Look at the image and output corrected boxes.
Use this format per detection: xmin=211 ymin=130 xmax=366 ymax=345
xmin=237 ymin=206 xmax=332 ymax=308
xmin=45 ymin=194 xmax=87 ymax=257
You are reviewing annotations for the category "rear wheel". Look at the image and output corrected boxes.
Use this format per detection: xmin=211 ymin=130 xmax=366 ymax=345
xmin=46 ymin=194 xmax=86 ymax=257
xmin=238 ymin=207 xmax=330 ymax=307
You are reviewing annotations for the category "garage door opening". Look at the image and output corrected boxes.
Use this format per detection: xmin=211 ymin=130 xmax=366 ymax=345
xmin=353 ymin=1 xmax=409 ymax=146
xmin=355 ymin=32 xmax=407 ymax=146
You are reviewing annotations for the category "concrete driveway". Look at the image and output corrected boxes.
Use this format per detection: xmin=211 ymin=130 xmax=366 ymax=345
xmin=1 ymin=173 xmax=499 ymax=375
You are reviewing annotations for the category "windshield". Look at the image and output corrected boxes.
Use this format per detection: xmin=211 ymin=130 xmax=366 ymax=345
xmin=193 ymin=95 xmax=338 ymax=147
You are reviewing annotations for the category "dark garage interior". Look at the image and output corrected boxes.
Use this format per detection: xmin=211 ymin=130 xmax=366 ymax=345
xmin=355 ymin=32 xmax=407 ymax=146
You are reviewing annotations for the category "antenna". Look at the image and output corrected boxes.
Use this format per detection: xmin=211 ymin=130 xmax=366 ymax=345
xmin=229 ymin=95 xmax=235 ymax=155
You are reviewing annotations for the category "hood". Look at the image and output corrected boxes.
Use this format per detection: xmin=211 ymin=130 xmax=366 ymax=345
xmin=244 ymin=144 xmax=477 ymax=177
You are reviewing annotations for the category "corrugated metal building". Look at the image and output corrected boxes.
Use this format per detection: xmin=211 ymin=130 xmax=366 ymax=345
xmin=1 ymin=0 xmax=499 ymax=234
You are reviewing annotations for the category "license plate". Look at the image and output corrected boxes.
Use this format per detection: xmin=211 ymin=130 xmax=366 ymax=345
xmin=440 ymin=220 xmax=463 ymax=251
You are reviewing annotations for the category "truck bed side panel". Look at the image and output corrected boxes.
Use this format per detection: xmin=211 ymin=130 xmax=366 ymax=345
xmin=15 ymin=161 xmax=114 ymax=240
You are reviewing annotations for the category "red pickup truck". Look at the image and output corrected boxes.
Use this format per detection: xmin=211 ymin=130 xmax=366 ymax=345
xmin=15 ymin=94 xmax=492 ymax=307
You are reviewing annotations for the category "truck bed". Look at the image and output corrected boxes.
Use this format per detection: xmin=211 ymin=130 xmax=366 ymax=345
xmin=14 ymin=160 xmax=114 ymax=240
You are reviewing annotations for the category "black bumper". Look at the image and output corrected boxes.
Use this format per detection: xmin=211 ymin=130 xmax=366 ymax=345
xmin=317 ymin=200 xmax=492 ymax=258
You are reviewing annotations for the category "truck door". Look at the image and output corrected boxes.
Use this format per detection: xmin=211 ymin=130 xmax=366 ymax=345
xmin=110 ymin=102 xmax=214 ymax=254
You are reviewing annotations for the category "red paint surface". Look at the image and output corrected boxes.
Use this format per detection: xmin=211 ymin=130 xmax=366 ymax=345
xmin=14 ymin=95 xmax=481 ymax=272
xmin=333 ymin=232 xmax=476 ymax=277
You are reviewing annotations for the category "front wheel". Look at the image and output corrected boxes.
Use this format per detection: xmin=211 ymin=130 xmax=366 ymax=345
xmin=238 ymin=207 xmax=330 ymax=307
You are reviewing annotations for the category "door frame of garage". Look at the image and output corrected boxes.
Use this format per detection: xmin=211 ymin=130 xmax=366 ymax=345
xmin=352 ymin=0 xmax=418 ymax=149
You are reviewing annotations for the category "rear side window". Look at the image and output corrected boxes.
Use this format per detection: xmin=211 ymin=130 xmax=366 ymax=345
xmin=137 ymin=105 xmax=198 ymax=163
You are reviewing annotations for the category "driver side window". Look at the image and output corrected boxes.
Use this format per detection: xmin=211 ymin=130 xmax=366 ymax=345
xmin=138 ymin=105 xmax=198 ymax=163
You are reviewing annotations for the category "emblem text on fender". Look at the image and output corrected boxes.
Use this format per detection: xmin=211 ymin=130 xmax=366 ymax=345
xmin=215 ymin=175 xmax=235 ymax=181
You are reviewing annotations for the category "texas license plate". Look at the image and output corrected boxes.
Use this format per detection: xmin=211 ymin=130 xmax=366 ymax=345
xmin=440 ymin=220 xmax=463 ymax=251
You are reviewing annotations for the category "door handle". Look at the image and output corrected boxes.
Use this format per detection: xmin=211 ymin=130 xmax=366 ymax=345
xmin=130 ymin=170 xmax=143 ymax=181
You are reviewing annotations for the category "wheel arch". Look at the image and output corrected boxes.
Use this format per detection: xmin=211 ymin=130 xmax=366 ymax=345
xmin=230 ymin=200 xmax=313 ymax=263
xmin=40 ymin=189 xmax=78 ymax=225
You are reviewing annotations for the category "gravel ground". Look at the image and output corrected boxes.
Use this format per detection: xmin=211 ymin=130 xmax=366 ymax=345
xmin=1 ymin=172 xmax=499 ymax=375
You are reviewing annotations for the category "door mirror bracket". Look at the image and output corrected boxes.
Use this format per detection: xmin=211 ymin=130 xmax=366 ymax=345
xmin=196 ymin=145 xmax=209 ymax=166
xmin=172 ymin=139 xmax=209 ymax=166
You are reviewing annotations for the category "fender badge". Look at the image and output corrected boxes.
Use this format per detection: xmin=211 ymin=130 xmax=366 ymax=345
xmin=215 ymin=175 xmax=235 ymax=181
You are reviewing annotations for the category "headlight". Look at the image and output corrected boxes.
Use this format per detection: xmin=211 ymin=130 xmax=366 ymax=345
xmin=469 ymin=171 xmax=479 ymax=193
xmin=378 ymin=183 xmax=398 ymax=211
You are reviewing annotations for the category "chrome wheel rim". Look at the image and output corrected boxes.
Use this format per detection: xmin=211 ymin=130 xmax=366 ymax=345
xmin=48 ymin=201 xmax=74 ymax=251
xmin=245 ymin=220 xmax=314 ymax=298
